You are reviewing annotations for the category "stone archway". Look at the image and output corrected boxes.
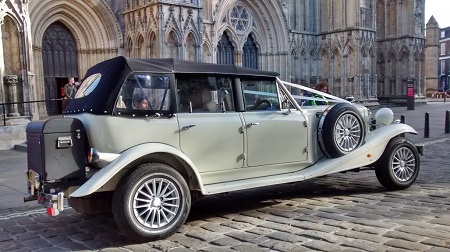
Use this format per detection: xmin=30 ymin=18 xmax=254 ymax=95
xmin=42 ymin=22 xmax=79 ymax=114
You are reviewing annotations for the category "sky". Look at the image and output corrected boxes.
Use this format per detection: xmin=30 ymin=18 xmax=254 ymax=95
xmin=425 ymin=0 xmax=450 ymax=28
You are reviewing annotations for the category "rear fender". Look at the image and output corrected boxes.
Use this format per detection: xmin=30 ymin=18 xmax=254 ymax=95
xmin=69 ymin=143 xmax=205 ymax=198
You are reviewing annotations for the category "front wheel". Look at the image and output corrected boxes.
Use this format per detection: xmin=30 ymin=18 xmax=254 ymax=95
xmin=375 ymin=137 xmax=420 ymax=190
xmin=112 ymin=163 xmax=191 ymax=241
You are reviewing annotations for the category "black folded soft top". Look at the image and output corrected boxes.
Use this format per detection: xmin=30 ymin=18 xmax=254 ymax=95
xmin=64 ymin=56 xmax=279 ymax=115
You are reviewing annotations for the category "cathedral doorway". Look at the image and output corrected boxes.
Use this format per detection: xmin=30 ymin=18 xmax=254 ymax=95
xmin=42 ymin=22 xmax=79 ymax=114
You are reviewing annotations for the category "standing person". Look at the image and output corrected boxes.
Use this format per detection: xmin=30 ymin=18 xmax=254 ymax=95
xmin=63 ymin=77 xmax=77 ymax=110
xmin=307 ymin=81 xmax=329 ymax=106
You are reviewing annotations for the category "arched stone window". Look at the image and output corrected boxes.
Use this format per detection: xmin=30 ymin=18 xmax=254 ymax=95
xmin=167 ymin=31 xmax=178 ymax=59
xmin=149 ymin=32 xmax=157 ymax=58
xmin=217 ymin=33 xmax=234 ymax=65
xmin=186 ymin=32 xmax=196 ymax=61
xmin=243 ymin=35 xmax=258 ymax=69
xmin=229 ymin=5 xmax=250 ymax=33
xmin=137 ymin=35 xmax=145 ymax=58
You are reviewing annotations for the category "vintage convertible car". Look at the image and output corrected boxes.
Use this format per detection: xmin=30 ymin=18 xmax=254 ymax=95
xmin=25 ymin=56 xmax=422 ymax=241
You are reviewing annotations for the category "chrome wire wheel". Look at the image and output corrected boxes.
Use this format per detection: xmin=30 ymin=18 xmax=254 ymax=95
xmin=391 ymin=146 xmax=416 ymax=182
xmin=133 ymin=177 xmax=180 ymax=229
xmin=375 ymin=137 xmax=420 ymax=190
xmin=112 ymin=163 xmax=191 ymax=241
xmin=334 ymin=113 xmax=362 ymax=152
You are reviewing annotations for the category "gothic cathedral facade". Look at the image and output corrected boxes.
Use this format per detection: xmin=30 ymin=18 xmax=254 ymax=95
xmin=0 ymin=0 xmax=426 ymax=118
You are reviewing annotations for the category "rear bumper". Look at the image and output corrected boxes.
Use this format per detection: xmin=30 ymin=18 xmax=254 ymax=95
xmin=25 ymin=169 xmax=65 ymax=215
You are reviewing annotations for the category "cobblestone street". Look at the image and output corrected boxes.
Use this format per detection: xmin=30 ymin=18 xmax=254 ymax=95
xmin=0 ymin=138 xmax=449 ymax=251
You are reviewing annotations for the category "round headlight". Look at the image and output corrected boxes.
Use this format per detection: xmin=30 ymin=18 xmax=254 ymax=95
xmin=374 ymin=108 xmax=394 ymax=126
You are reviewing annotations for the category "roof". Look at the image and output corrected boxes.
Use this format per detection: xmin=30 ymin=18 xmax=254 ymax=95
xmin=64 ymin=56 xmax=279 ymax=115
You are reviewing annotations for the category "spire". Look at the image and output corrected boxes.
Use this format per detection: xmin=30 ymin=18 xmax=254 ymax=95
xmin=426 ymin=15 xmax=439 ymax=28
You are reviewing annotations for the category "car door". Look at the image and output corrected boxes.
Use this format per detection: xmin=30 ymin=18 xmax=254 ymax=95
xmin=176 ymin=76 xmax=245 ymax=183
xmin=241 ymin=79 xmax=308 ymax=167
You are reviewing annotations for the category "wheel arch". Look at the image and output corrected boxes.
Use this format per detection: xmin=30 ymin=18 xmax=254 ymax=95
xmin=70 ymin=143 xmax=206 ymax=198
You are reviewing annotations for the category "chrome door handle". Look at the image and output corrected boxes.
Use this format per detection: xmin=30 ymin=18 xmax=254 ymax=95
xmin=181 ymin=125 xmax=196 ymax=130
xmin=246 ymin=122 xmax=259 ymax=128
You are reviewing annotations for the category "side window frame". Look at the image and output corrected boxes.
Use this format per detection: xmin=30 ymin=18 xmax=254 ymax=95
xmin=113 ymin=72 xmax=174 ymax=117
xmin=175 ymin=75 xmax=235 ymax=113
xmin=241 ymin=77 xmax=280 ymax=111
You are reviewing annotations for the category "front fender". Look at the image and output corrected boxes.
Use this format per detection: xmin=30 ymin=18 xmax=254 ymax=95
xmin=69 ymin=143 xmax=205 ymax=198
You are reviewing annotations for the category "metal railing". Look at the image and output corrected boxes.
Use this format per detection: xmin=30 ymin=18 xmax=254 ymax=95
xmin=1 ymin=98 xmax=63 ymax=126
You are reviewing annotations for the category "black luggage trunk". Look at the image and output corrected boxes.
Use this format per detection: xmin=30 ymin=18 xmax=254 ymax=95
xmin=26 ymin=118 xmax=87 ymax=181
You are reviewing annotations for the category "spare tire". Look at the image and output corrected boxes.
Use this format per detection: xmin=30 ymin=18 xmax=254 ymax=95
xmin=318 ymin=103 xmax=365 ymax=158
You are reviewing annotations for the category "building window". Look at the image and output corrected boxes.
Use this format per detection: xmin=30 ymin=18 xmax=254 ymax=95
xmin=441 ymin=43 xmax=446 ymax=55
xmin=442 ymin=30 xmax=446 ymax=38
xmin=229 ymin=5 xmax=250 ymax=33
xmin=217 ymin=33 xmax=235 ymax=65
xmin=441 ymin=60 xmax=445 ymax=75
xmin=243 ymin=35 xmax=258 ymax=69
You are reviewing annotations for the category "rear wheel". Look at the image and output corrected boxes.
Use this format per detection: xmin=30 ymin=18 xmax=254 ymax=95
xmin=375 ymin=137 xmax=420 ymax=190
xmin=112 ymin=163 xmax=191 ymax=241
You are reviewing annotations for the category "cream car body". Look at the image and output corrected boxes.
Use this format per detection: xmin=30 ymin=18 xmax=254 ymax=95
xmin=25 ymin=57 xmax=422 ymax=241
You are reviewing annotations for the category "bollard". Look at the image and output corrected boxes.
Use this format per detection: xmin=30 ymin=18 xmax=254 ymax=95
xmin=445 ymin=110 xmax=450 ymax=134
xmin=400 ymin=114 xmax=405 ymax=124
xmin=424 ymin=112 xmax=430 ymax=138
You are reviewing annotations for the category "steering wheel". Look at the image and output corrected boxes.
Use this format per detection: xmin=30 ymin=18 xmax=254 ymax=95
xmin=253 ymin=99 xmax=272 ymax=110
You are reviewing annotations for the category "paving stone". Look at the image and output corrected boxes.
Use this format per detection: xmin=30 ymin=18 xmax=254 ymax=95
xmin=200 ymin=223 xmax=235 ymax=234
xmin=58 ymin=241 xmax=89 ymax=250
xmin=302 ymin=240 xmax=341 ymax=252
xmin=167 ymin=234 xmax=205 ymax=249
xmin=384 ymin=239 xmax=431 ymax=251
xmin=3 ymin=225 xmax=27 ymax=235
xmin=226 ymin=231 xmax=270 ymax=244
xmin=0 ymin=231 xmax=13 ymax=242
xmin=232 ymin=215 xmax=266 ymax=226
xmin=15 ymin=232 xmax=41 ymax=242
xmin=22 ymin=239 xmax=52 ymax=249
xmin=45 ymin=236 xmax=71 ymax=246
xmin=231 ymin=243 xmax=270 ymax=252
xmin=0 ymin=240 xmax=26 ymax=251
xmin=350 ymin=225 xmax=386 ymax=235
xmin=246 ymin=227 xmax=273 ymax=236
xmin=82 ymin=239 xmax=113 ymax=250
xmin=70 ymin=232 xmax=95 ymax=242
xmin=348 ymin=219 xmax=397 ymax=229
xmin=421 ymin=238 xmax=450 ymax=249
xmin=395 ymin=226 xmax=450 ymax=239
xmin=340 ymin=239 xmax=388 ymax=252
xmin=220 ymin=221 xmax=254 ymax=231
xmin=210 ymin=236 xmax=241 ymax=246
xmin=184 ymin=226 xmax=223 ymax=242
xmin=290 ymin=220 xmax=337 ymax=233
xmin=315 ymin=212 xmax=352 ymax=222
xmin=266 ymin=231 xmax=306 ymax=243
xmin=259 ymin=239 xmax=304 ymax=252
xmin=299 ymin=230 xmax=342 ymax=244
xmin=198 ymin=246 xmax=235 ymax=252
xmin=383 ymin=230 xmax=424 ymax=242
xmin=35 ymin=247 xmax=68 ymax=252
xmin=257 ymin=222 xmax=304 ymax=234
xmin=335 ymin=229 xmax=387 ymax=243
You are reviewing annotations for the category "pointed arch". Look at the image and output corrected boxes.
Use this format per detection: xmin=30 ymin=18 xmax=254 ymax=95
xmin=217 ymin=32 xmax=235 ymax=65
xmin=243 ymin=33 xmax=258 ymax=69
xmin=166 ymin=30 xmax=179 ymax=59
xmin=136 ymin=33 xmax=145 ymax=58
xmin=186 ymin=32 xmax=197 ymax=61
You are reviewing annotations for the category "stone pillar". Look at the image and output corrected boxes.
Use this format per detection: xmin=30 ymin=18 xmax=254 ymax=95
xmin=4 ymin=75 xmax=20 ymax=117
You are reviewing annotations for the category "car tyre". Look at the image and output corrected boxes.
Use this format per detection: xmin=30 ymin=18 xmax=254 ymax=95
xmin=318 ymin=103 xmax=365 ymax=158
xmin=112 ymin=163 xmax=191 ymax=241
xmin=375 ymin=137 xmax=420 ymax=190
